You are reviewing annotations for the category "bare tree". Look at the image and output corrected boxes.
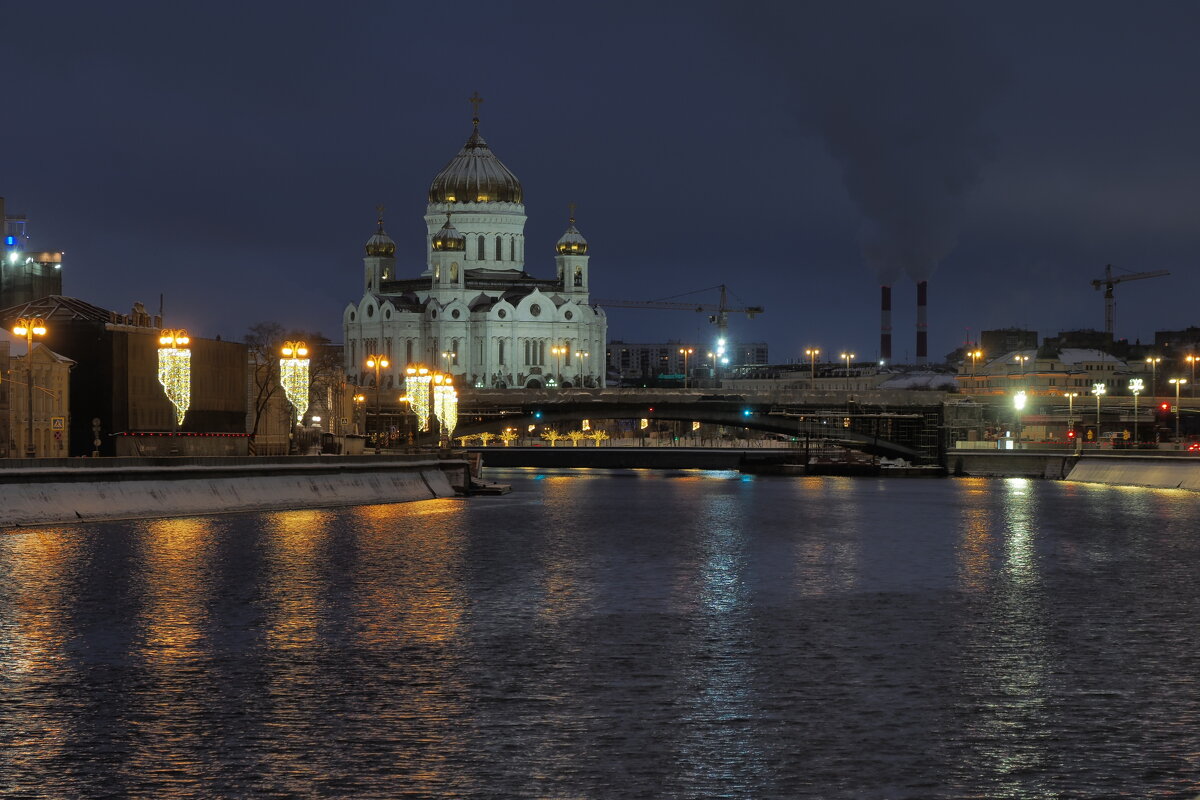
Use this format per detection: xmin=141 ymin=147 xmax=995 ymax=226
xmin=244 ymin=322 xmax=339 ymax=454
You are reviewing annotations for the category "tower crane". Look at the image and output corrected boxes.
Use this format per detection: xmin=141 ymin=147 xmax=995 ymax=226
xmin=1091 ymin=264 xmax=1169 ymax=336
xmin=596 ymin=284 xmax=764 ymax=346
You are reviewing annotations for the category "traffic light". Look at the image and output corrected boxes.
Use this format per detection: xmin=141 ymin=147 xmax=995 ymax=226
xmin=1067 ymin=429 xmax=1076 ymax=440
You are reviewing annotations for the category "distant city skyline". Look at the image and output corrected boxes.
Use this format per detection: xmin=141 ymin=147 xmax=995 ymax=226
xmin=2 ymin=1 xmax=1198 ymax=362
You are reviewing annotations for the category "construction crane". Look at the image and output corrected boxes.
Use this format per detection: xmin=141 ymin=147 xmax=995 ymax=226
xmin=1091 ymin=264 xmax=1169 ymax=336
xmin=596 ymin=284 xmax=764 ymax=346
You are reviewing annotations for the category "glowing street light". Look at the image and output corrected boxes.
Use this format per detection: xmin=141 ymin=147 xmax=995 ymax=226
xmin=968 ymin=349 xmax=983 ymax=373
xmin=353 ymin=393 xmax=366 ymax=434
xmin=551 ymin=344 xmax=567 ymax=388
xmin=1146 ymin=355 xmax=1162 ymax=403
xmin=574 ymin=349 xmax=589 ymax=388
xmin=440 ymin=349 xmax=455 ymax=373
xmin=1064 ymin=390 xmax=1080 ymax=447
xmin=678 ymin=347 xmax=694 ymax=389
xmin=12 ymin=316 xmax=47 ymax=458
xmin=1013 ymin=353 xmax=1030 ymax=386
xmin=1187 ymin=354 xmax=1197 ymax=398
xmin=840 ymin=352 xmax=855 ymax=381
xmin=1170 ymin=377 xmax=1187 ymax=446
xmin=158 ymin=328 xmax=192 ymax=432
xmin=1013 ymin=390 xmax=1027 ymax=449
xmin=1129 ymin=378 xmax=1143 ymax=446
xmin=365 ymin=353 xmax=389 ymax=453
xmin=805 ymin=347 xmax=820 ymax=387
xmin=1092 ymin=382 xmax=1106 ymax=444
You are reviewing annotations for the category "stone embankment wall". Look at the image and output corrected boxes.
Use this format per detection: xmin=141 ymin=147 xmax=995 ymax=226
xmin=0 ymin=456 xmax=458 ymax=529
xmin=1066 ymin=456 xmax=1200 ymax=491
xmin=951 ymin=450 xmax=1200 ymax=491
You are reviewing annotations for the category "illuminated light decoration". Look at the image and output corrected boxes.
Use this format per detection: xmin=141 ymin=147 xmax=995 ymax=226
xmin=692 ymin=421 xmax=701 ymax=431
xmin=157 ymin=328 xmax=192 ymax=426
xmin=406 ymin=366 xmax=433 ymax=432
xmin=433 ymin=375 xmax=459 ymax=437
xmin=581 ymin=419 xmax=590 ymax=431
xmin=640 ymin=418 xmax=649 ymax=430
xmin=279 ymin=341 xmax=310 ymax=425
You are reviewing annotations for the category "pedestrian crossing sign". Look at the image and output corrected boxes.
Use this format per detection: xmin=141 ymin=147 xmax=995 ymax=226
xmin=51 ymin=416 xmax=66 ymax=430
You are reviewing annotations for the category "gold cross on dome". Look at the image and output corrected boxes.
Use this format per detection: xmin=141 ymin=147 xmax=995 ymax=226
xmin=469 ymin=91 xmax=484 ymax=119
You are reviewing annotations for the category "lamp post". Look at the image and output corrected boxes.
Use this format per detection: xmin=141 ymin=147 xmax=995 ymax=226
xmin=365 ymin=353 xmax=389 ymax=453
xmin=678 ymin=347 xmax=694 ymax=389
xmin=1129 ymin=378 xmax=1143 ymax=446
xmin=1187 ymin=354 xmax=1197 ymax=398
xmin=551 ymin=344 xmax=567 ymax=388
xmin=1013 ymin=353 xmax=1030 ymax=387
xmin=353 ymin=393 xmax=366 ymax=435
xmin=1064 ymin=391 xmax=1080 ymax=449
xmin=574 ymin=350 xmax=589 ymax=388
xmin=12 ymin=316 xmax=47 ymax=458
xmin=840 ymin=352 xmax=855 ymax=384
xmin=805 ymin=348 xmax=820 ymax=387
xmin=968 ymin=349 xmax=983 ymax=392
xmin=398 ymin=393 xmax=413 ymax=448
xmin=1092 ymin=382 xmax=1106 ymax=446
xmin=1146 ymin=355 xmax=1161 ymax=404
xmin=1170 ymin=378 xmax=1187 ymax=446
xmin=1013 ymin=390 xmax=1027 ymax=449
xmin=440 ymin=349 xmax=455 ymax=374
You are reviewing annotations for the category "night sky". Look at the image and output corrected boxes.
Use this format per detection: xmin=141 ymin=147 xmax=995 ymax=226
xmin=4 ymin=1 xmax=1198 ymax=363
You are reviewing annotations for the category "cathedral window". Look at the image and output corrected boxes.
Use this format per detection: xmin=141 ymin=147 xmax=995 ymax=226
xmin=510 ymin=238 xmax=515 ymax=260
xmin=477 ymin=236 xmax=485 ymax=260
xmin=496 ymin=236 xmax=503 ymax=260
xmin=406 ymin=340 xmax=413 ymax=365
xmin=499 ymin=340 xmax=506 ymax=365
xmin=523 ymin=340 xmax=531 ymax=365
xmin=574 ymin=267 xmax=583 ymax=287
xmin=450 ymin=262 xmax=459 ymax=282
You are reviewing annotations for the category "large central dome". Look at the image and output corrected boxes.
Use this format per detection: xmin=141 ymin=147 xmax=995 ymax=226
xmin=428 ymin=119 xmax=523 ymax=205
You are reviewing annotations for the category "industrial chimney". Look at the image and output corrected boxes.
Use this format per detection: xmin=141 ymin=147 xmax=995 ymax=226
xmin=916 ymin=280 xmax=928 ymax=366
xmin=880 ymin=285 xmax=892 ymax=363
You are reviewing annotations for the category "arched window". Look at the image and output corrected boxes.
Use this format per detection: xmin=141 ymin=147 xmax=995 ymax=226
xmin=499 ymin=339 xmax=506 ymax=365
xmin=451 ymin=340 xmax=460 ymax=365
xmin=477 ymin=236 xmax=485 ymax=260
xmin=450 ymin=262 xmax=459 ymax=282
xmin=405 ymin=340 xmax=413 ymax=365
xmin=574 ymin=267 xmax=583 ymax=287
xmin=510 ymin=238 xmax=515 ymax=261
xmin=495 ymin=236 xmax=503 ymax=260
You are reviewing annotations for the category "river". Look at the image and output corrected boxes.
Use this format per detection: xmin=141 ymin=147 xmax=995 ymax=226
xmin=2 ymin=470 xmax=1199 ymax=798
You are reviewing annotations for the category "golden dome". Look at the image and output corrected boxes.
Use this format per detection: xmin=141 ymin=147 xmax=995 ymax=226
xmin=428 ymin=118 xmax=523 ymax=205
xmin=431 ymin=213 xmax=466 ymax=252
xmin=555 ymin=217 xmax=588 ymax=255
xmin=365 ymin=212 xmax=396 ymax=257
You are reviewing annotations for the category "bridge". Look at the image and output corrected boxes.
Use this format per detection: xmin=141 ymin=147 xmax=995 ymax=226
xmin=452 ymin=388 xmax=950 ymax=463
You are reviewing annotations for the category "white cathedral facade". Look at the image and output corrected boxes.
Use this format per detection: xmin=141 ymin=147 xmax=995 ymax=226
xmin=342 ymin=103 xmax=607 ymax=391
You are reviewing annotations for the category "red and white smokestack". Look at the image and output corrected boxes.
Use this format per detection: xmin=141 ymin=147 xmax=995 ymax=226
xmin=916 ymin=280 xmax=928 ymax=366
xmin=880 ymin=285 xmax=892 ymax=363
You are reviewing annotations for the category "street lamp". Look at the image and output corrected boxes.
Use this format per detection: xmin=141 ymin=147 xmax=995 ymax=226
xmin=1170 ymin=378 xmax=1187 ymax=446
xmin=1129 ymin=378 xmax=1143 ymax=446
xmin=1092 ymin=382 xmax=1106 ymax=445
xmin=1013 ymin=353 xmax=1030 ymax=386
xmin=398 ymin=393 xmax=414 ymax=448
xmin=840 ymin=352 xmax=855 ymax=385
xmin=968 ymin=349 xmax=983 ymax=373
xmin=1187 ymin=354 xmax=1197 ymax=398
xmin=678 ymin=347 xmax=694 ymax=389
xmin=353 ymin=393 xmax=366 ymax=434
xmin=1064 ymin=391 xmax=1080 ymax=447
xmin=365 ymin=353 xmax=389 ymax=453
xmin=550 ymin=344 xmax=567 ymax=387
xmin=12 ymin=316 xmax=47 ymax=458
xmin=440 ymin=349 xmax=455 ymax=373
xmin=1013 ymin=390 xmax=1027 ymax=449
xmin=574 ymin=350 xmax=589 ymax=388
xmin=805 ymin=347 xmax=820 ymax=387
xmin=1146 ymin=355 xmax=1162 ymax=404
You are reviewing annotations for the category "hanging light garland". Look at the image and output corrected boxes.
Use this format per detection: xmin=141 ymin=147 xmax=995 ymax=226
xmin=406 ymin=366 xmax=433 ymax=432
xmin=157 ymin=329 xmax=192 ymax=426
xmin=433 ymin=374 xmax=458 ymax=438
xmin=279 ymin=341 xmax=310 ymax=425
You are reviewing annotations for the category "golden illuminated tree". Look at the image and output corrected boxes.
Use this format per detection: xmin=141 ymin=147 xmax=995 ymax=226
xmin=540 ymin=429 xmax=565 ymax=447
xmin=477 ymin=431 xmax=496 ymax=447
xmin=566 ymin=430 xmax=587 ymax=447
xmin=588 ymin=429 xmax=610 ymax=447
xmin=456 ymin=434 xmax=476 ymax=447
xmin=499 ymin=429 xmax=520 ymax=447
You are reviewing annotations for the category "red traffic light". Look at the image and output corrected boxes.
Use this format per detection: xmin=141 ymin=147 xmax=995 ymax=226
xmin=1067 ymin=430 xmax=1076 ymax=439
xmin=1160 ymin=402 xmax=1171 ymax=411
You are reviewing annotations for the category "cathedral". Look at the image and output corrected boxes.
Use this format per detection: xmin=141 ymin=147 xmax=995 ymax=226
xmin=343 ymin=96 xmax=607 ymax=391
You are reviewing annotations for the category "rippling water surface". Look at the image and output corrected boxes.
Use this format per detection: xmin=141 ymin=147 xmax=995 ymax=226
xmin=2 ymin=471 xmax=1200 ymax=798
